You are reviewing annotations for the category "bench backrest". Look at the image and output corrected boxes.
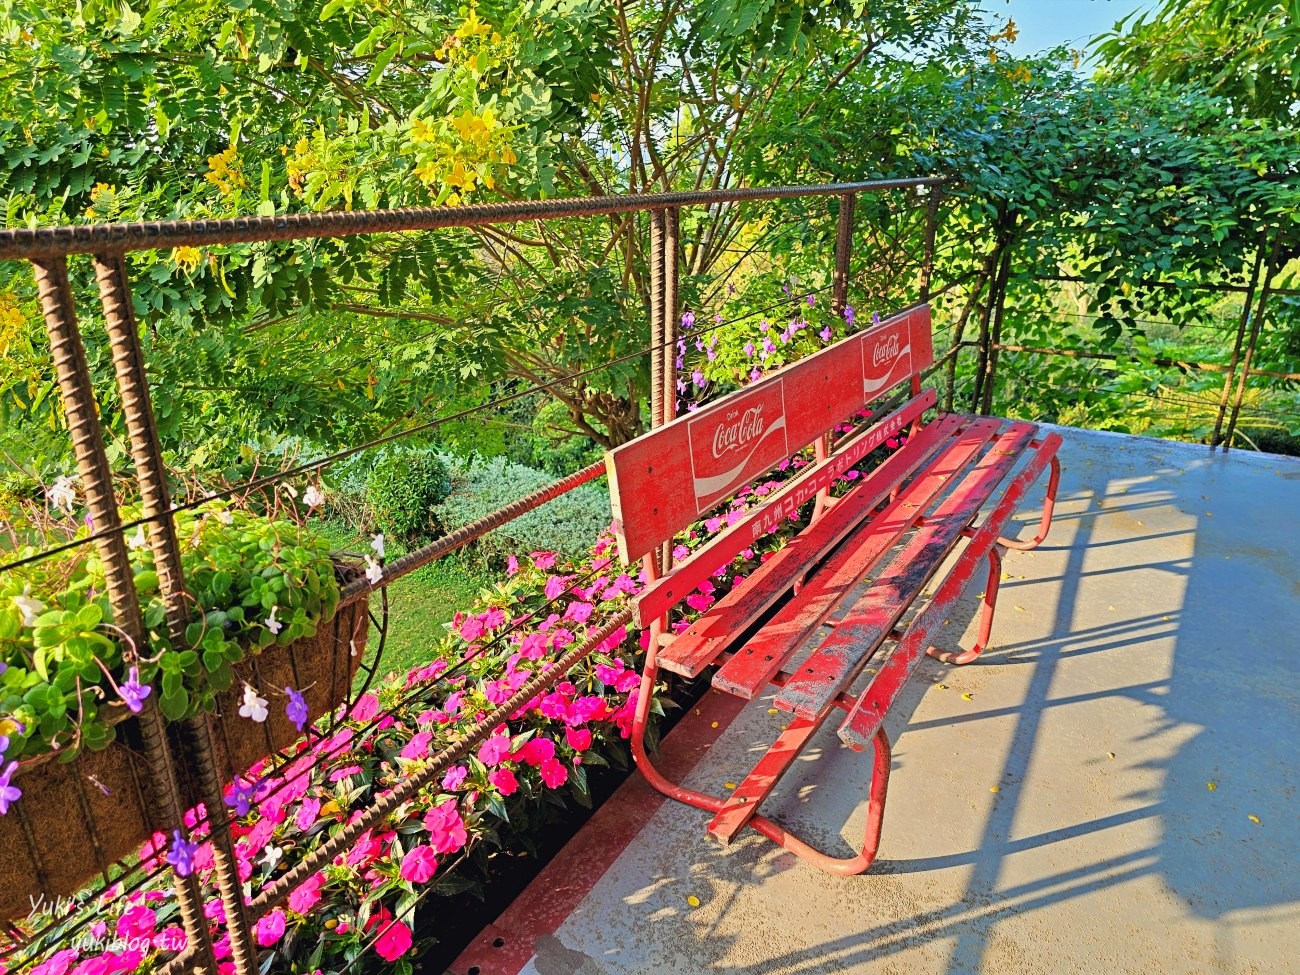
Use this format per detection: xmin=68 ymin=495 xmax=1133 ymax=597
xmin=607 ymin=303 xmax=935 ymax=564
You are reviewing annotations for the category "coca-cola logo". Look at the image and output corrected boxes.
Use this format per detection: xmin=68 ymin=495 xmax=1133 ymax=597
xmin=871 ymin=332 xmax=901 ymax=368
xmin=712 ymin=406 xmax=766 ymax=458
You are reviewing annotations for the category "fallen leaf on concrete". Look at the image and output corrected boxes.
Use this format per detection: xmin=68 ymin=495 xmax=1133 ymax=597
xmin=1248 ymin=815 xmax=1261 ymax=825
xmin=1107 ymin=752 xmax=1116 ymax=760
xmin=990 ymin=786 xmax=1001 ymax=793
xmin=687 ymin=895 xmax=701 ymax=907
xmin=1207 ymin=781 xmax=1217 ymax=791
xmin=724 ymin=782 xmax=736 ymax=790
xmin=935 ymin=684 xmax=948 ymax=691
xmin=767 ymin=708 xmax=778 ymax=715
xmin=710 ymin=721 xmax=719 ymax=729
xmin=962 ymin=693 xmax=974 ymax=701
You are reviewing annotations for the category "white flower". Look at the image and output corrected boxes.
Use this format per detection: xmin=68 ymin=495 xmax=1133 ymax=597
xmin=128 ymin=526 xmax=147 ymax=550
xmin=47 ymin=476 xmax=77 ymax=514
xmin=260 ymin=845 xmax=283 ymax=870
xmin=282 ymin=484 xmax=298 ymax=500
xmin=13 ymin=587 xmax=45 ymax=627
xmin=370 ymin=533 xmax=385 ymax=559
xmin=264 ymin=606 xmax=283 ymax=636
xmin=238 ymin=684 xmax=269 ymax=723
xmin=364 ymin=555 xmax=383 ymax=586
xmin=215 ymin=509 xmax=234 ymax=525
xmin=303 ymin=485 xmax=325 ymax=509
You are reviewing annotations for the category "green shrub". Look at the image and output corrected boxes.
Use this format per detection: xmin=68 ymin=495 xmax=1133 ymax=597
xmin=435 ymin=453 xmax=610 ymax=563
xmin=364 ymin=448 xmax=454 ymax=545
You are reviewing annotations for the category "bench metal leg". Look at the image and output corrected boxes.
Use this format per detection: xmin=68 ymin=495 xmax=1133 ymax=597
xmin=997 ymin=453 xmax=1060 ymax=551
xmin=926 ymin=545 xmax=1003 ymax=665
xmin=631 ymin=621 xmax=894 ymax=876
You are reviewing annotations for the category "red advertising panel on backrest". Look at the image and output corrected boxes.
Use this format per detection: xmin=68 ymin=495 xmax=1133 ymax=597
xmin=608 ymin=304 xmax=934 ymax=562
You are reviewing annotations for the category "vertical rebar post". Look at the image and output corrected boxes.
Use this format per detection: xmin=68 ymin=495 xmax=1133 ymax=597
xmin=663 ymin=207 xmax=680 ymax=425
xmin=91 ymin=253 xmax=259 ymax=975
xmin=831 ymin=193 xmax=856 ymax=317
xmin=648 ymin=210 xmax=667 ymax=430
xmin=32 ymin=256 xmax=216 ymax=972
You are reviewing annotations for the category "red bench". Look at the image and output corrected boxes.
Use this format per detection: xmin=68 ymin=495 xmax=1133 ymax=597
xmin=605 ymin=303 xmax=1061 ymax=875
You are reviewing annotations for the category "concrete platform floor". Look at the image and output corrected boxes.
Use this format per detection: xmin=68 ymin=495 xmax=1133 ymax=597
xmin=451 ymin=427 xmax=1300 ymax=975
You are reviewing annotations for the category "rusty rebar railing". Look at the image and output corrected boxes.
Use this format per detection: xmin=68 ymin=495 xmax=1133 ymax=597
xmin=0 ymin=177 xmax=943 ymax=975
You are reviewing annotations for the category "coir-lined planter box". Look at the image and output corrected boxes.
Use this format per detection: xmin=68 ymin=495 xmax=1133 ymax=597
xmin=0 ymin=593 xmax=368 ymax=922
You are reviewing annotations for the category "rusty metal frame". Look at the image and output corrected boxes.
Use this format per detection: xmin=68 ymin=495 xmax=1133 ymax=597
xmin=4 ymin=178 xmax=947 ymax=973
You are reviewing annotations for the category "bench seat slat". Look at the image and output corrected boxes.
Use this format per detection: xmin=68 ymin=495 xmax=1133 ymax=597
xmin=838 ymin=431 xmax=1062 ymax=749
xmin=775 ymin=421 xmax=1038 ymax=719
xmin=706 ymin=715 xmax=820 ymax=844
xmin=656 ymin=409 xmax=967 ymax=679
xmin=711 ymin=414 xmax=996 ymax=699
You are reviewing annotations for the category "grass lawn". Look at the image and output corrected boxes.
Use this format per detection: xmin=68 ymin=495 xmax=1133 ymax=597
xmin=313 ymin=520 xmax=496 ymax=687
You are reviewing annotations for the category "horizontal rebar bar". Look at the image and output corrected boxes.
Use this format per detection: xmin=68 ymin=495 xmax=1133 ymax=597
xmin=0 ymin=179 xmax=945 ymax=260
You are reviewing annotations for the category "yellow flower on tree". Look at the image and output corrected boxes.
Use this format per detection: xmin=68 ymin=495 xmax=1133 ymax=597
xmin=171 ymin=246 xmax=202 ymax=274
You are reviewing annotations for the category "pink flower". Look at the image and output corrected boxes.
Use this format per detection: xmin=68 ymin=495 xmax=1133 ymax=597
xmin=116 ymin=905 xmax=157 ymax=940
xmin=296 ymin=797 xmax=322 ymax=832
xmin=477 ymin=735 xmax=511 ymax=766
xmin=685 ymin=592 xmax=714 ymax=612
xmin=531 ymin=551 xmax=557 ymax=570
xmin=506 ymin=554 xmax=519 ymax=575
xmin=424 ymin=802 xmax=468 ymax=854
xmin=460 ymin=616 xmax=485 ymax=641
xmin=488 ymin=767 xmax=519 ymax=796
xmin=442 ymin=765 xmax=468 ymax=790
xmin=564 ymin=601 xmax=594 ymax=624
xmin=400 ymin=845 xmax=439 ymax=884
xmin=518 ymin=737 xmax=556 ymax=767
xmin=568 ymin=696 xmax=608 ymax=724
xmin=615 ymin=671 xmax=641 ymax=693
xmin=366 ymin=908 xmax=413 ymax=962
xmin=400 ymin=731 xmax=433 ymax=761
xmin=886 ymin=437 xmax=900 ymax=449
xmin=254 ymin=909 xmax=286 ymax=948
xmin=704 ymin=516 xmax=722 ymax=533
xmin=539 ymin=692 xmax=569 ymax=719
xmin=565 ymin=727 xmax=592 ymax=752
xmin=539 ymin=756 xmax=569 ymax=789
xmin=595 ymin=662 xmax=622 ymax=685
xmin=544 ymin=575 xmax=569 ymax=600
xmin=153 ymin=926 xmax=186 ymax=952
xmin=288 ymin=874 xmax=324 ymax=914
xmin=31 ymin=950 xmax=78 ymax=975
xmin=482 ymin=607 xmax=506 ymax=629
xmin=329 ymin=765 xmax=362 ymax=782
xmin=349 ymin=694 xmax=380 ymax=723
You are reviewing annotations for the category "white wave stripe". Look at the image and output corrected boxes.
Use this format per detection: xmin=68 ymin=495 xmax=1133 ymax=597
xmin=863 ymin=346 xmax=912 ymax=394
xmin=692 ymin=415 xmax=788 ymax=502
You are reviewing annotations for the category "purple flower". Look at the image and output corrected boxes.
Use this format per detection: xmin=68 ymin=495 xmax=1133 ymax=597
xmin=285 ymin=687 xmax=309 ymax=731
xmin=761 ymin=336 xmax=775 ymax=355
xmin=807 ymin=294 xmax=815 ymax=308
xmin=224 ymin=776 xmax=255 ymax=817
xmin=0 ymin=735 xmax=7 ymax=759
xmin=166 ymin=829 xmax=199 ymax=877
xmin=0 ymin=761 xmax=20 ymax=816
xmin=743 ymin=340 xmax=755 ymax=357
xmin=84 ymin=513 xmax=94 ymax=531
xmin=819 ymin=325 xmax=833 ymax=342
xmin=675 ymin=355 xmax=684 ymax=369
xmin=119 ymin=667 xmax=151 ymax=714
xmin=749 ymin=367 xmax=762 ymax=383
xmin=681 ymin=311 xmax=695 ymax=330
xmin=844 ymin=304 xmax=855 ymax=326
xmin=691 ymin=369 xmax=705 ymax=388
xmin=727 ymin=284 xmax=736 ymax=295
xmin=676 ymin=378 xmax=687 ymax=394
xmin=759 ymin=319 xmax=769 ymax=332
xmin=714 ymin=312 xmax=723 ymax=324
xmin=0 ymin=662 xmax=6 ymax=677
xmin=872 ymin=311 xmax=881 ymax=325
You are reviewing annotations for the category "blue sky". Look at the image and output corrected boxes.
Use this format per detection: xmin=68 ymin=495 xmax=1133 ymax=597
xmin=980 ymin=0 xmax=1154 ymax=54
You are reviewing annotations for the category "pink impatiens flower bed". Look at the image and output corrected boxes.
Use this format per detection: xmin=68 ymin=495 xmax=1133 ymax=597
xmin=8 ymin=374 xmax=905 ymax=975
